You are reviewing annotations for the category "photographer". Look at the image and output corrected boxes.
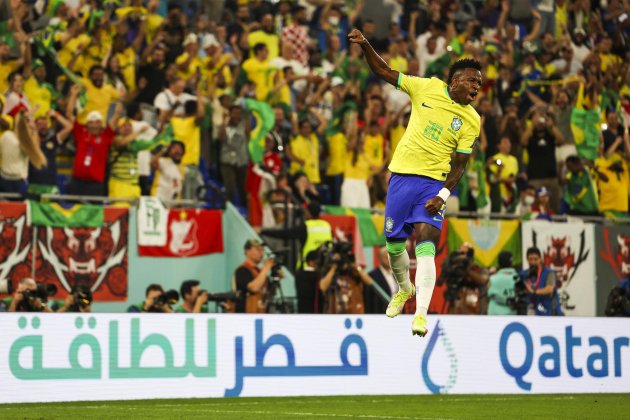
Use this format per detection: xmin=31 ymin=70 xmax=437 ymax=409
xmin=605 ymin=277 xmax=630 ymax=317
xmin=233 ymin=238 xmax=276 ymax=313
xmin=441 ymin=244 xmax=489 ymax=314
xmin=6 ymin=278 xmax=54 ymax=313
xmin=57 ymin=285 xmax=93 ymax=313
xmin=295 ymin=251 xmax=326 ymax=313
xmin=520 ymin=247 xmax=564 ymax=316
xmin=127 ymin=284 xmax=177 ymax=313
xmin=319 ymin=243 xmax=373 ymax=314
xmin=487 ymin=252 xmax=519 ymax=316
xmin=175 ymin=280 xmax=208 ymax=313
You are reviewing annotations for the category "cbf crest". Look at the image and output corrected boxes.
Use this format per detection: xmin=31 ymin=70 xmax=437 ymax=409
xmin=451 ymin=116 xmax=463 ymax=131
xmin=385 ymin=217 xmax=394 ymax=233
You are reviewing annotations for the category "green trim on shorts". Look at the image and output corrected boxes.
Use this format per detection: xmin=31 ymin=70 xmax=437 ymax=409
xmin=386 ymin=240 xmax=406 ymax=255
xmin=415 ymin=241 xmax=436 ymax=257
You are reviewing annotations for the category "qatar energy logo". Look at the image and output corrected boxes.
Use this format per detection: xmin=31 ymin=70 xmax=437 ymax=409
xmin=421 ymin=320 xmax=458 ymax=394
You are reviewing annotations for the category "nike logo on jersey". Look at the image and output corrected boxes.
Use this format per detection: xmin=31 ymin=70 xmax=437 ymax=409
xmin=421 ymin=102 xmax=433 ymax=109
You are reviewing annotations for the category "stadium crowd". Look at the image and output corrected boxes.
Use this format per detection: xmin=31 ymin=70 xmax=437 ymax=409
xmin=0 ymin=0 xmax=628 ymax=224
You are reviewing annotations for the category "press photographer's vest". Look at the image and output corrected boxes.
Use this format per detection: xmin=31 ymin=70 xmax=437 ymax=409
xmin=302 ymin=219 xmax=333 ymax=261
xmin=237 ymin=263 xmax=267 ymax=313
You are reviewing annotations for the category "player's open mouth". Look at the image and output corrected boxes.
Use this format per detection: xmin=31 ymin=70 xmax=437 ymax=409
xmin=468 ymin=91 xmax=478 ymax=101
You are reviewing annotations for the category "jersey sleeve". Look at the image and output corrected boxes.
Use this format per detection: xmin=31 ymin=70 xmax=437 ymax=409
xmin=396 ymin=73 xmax=430 ymax=98
xmin=456 ymin=116 xmax=481 ymax=155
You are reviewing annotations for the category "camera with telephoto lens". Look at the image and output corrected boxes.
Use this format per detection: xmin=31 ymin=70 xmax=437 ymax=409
xmin=439 ymin=248 xmax=476 ymax=302
xmin=507 ymin=275 xmax=529 ymax=315
xmin=70 ymin=285 xmax=93 ymax=311
xmin=317 ymin=241 xmax=355 ymax=275
xmin=21 ymin=283 xmax=58 ymax=311
xmin=204 ymin=291 xmax=240 ymax=302
xmin=152 ymin=289 xmax=179 ymax=307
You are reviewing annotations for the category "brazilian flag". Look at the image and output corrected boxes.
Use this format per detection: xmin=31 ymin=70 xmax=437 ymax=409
xmin=29 ymin=201 xmax=104 ymax=228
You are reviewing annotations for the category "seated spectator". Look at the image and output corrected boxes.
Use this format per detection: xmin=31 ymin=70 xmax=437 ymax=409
xmin=151 ymin=140 xmax=185 ymax=202
xmin=563 ymin=155 xmax=599 ymax=216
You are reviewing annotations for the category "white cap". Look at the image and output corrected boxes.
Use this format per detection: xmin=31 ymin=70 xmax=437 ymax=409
xmin=86 ymin=111 xmax=103 ymax=123
xmin=183 ymin=33 xmax=198 ymax=47
xmin=202 ymin=34 xmax=219 ymax=50
xmin=331 ymin=76 xmax=344 ymax=88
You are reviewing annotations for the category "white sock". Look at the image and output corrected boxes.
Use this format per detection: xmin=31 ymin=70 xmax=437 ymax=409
xmin=415 ymin=255 xmax=436 ymax=316
xmin=388 ymin=251 xmax=412 ymax=293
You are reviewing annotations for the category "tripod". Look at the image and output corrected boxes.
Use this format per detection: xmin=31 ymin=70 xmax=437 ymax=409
xmin=265 ymin=276 xmax=293 ymax=314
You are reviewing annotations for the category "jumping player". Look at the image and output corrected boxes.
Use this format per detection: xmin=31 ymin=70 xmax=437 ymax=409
xmin=348 ymin=29 xmax=482 ymax=336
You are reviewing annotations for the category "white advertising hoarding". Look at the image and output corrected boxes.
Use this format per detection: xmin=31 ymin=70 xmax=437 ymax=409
xmin=521 ymin=221 xmax=597 ymax=316
xmin=0 ymin=314 xmax=628 ymax=403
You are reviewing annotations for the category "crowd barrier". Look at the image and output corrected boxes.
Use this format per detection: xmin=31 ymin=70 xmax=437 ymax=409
xmin=1 ymin=314 xmax=628 ymax=403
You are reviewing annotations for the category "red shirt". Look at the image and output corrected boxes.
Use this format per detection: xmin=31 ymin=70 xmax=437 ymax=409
xmin=72 ymin=122 xmax=114 ymax=182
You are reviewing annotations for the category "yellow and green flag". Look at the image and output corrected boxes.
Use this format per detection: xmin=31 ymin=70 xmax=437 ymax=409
xmin=325 ymin=206 xmax=385 ymax=247
xmin=29 ymin=201 xmax=104 ymax=228
xmin=447 ymin=218 xmax=521 ymax=267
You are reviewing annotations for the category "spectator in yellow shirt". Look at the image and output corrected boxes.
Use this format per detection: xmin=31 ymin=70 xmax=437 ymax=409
xmin=488 ymin=137 xmax=519 ymax=213
xmin=242 ymin=43 xmax=275 ymax=101
xmin=364 ymin=121 xmax=386 ymax=173
xmin=289 ymin=112 xmax=325 ymax=185
xmin=248 ymin=14 xmax=280 ymax=60
xmin=78 ymin=65 xmax=121 ymax=124
xmin=23 ymin=59 xmax=54 ymax=118
xmin=341 ymin=131 xmax=378 ymax=209
xmin=112 ymin=33 xmax=139 ymax=92
xmin=176 ymin=34 xmax=203 ymax=86
xmin=0 ymin=34 xmax=26 ymax=95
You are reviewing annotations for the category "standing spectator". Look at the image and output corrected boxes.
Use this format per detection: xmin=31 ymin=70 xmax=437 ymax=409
xmin=477 ymin=97 xmax=500 ymax=158
xmin=341 ymin=131 xmax=374 ymax=209
xmin=532 ymin=186 xmax=554 ymax=220
xmin=498 ymin=98 xmax=524 ymax=161
xmin=170 ymin=91 xmax=205 ymax=200
xmin=602 ymin=110 xmax=626 ymax=157
xmin=248 ymin=14 xmax=280 ymax=60
xmin=487 ymin=137 xmax=519 ymax=213
xmin=4 ymin=72 xmax=31 ymax=116
xmin=550 ymin=89 xmax=577 ymax=177
xmin=126 ymin=103 xmax=158 ymax=196
xmin=0 ymin=34 xmax=26 ymax=95
xmin=563 ymin=155 xmax=599 ymax=216
xmin=289 ymin=113 xmax=325 ymax=185
xmin=77 ymin=65 xmax=122 ymax=125
xmin=136 ymin=39 xmax=168 ymax=106
xmin=111 ymin=33 xmax=139 ymax=92
xmin=242 ymin=43 xmax=275 ymax=102
xmin=151 ymin=140 xmax=185 ymax=202
xmin=153 ymin=78 xmax=195 ymax=127
xmin=176 ymin=33 xmax=203 ymax=87
xmin=0 ymin=112 xmax=47 ymax=193
xmin=66 ymin=85 xmax=121 ymax=197
xmin=219 ymin=104 xmax=250 ymax=206
xmin=487 ymin=252 xmax=519 ymax=316
xmin=595 ymin=151 xmax=629 ymax=218
xmin=281 ymin=5 xmax=310 ymax=67
xmin=521 ymin=107 xmax=564 ymax=211
xmin=23 ymin=59 xmax=54 ymax=118
xmin=28 ymin=110 xmax=73 ymax=194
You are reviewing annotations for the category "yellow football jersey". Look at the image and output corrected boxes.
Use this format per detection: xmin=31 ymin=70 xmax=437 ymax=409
xmin=389 ymin=75 xmax=480 ymax=181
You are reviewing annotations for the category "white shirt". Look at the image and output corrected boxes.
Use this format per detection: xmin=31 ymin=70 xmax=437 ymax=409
xmin=153 ymin=89 xmax=195 ymax=115
xmin=155 ymin=157 xmax=183 ymax=202
xmin=0 ymin=130 xmax=29 ymax=180
xmin=415 ymin=33 xmax=446 ymax=77
xmin=131 ymin=120 xmax=158 ymax=177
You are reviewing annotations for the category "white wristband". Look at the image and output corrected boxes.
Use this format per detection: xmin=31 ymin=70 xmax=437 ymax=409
xmin=437 ymin=188 xmax=451 ymax=202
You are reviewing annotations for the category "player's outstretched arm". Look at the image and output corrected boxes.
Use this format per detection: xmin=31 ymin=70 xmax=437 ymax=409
xmin=425 ymin=152 xmax=470 ymax=215
xmin=348 ymin=29 xmax=399 ymax=86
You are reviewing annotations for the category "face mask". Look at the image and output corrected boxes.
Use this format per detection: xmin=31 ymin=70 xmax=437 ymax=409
xmin=328 ymin=16 xmax=339 ymax=26
xmin=524 ymin=196 xmax=535 ymax=205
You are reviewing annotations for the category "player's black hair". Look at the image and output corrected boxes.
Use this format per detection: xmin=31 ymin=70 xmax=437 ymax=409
xmin=447 ymin=58 xmax=482 ymax=85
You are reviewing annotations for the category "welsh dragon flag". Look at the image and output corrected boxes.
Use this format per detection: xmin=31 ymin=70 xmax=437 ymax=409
xmin=447 ymin=218 xmax=521 ymax=267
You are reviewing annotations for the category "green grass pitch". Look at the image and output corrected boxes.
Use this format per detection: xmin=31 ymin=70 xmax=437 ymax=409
xmin=1 ymin=394 xmax=629 ymax=419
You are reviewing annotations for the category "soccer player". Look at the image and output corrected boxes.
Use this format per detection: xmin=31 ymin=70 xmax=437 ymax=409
xmin=348 ymin=29 xmax=482 ymax=336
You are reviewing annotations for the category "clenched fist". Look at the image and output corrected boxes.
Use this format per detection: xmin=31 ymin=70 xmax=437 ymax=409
xmin=347 ymin=29 xmax=367 ymax=45
xmin=425 ymin=196 xmax=445 ymax=215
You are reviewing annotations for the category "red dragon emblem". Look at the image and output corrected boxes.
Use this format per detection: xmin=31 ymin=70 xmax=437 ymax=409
xmin=35 ymin=213 xmax=128 ymax=300
xmin=617 ymin=234 xmax=630 ymax=278
xmin=543 ymin=237 xmax=575 ymax=285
